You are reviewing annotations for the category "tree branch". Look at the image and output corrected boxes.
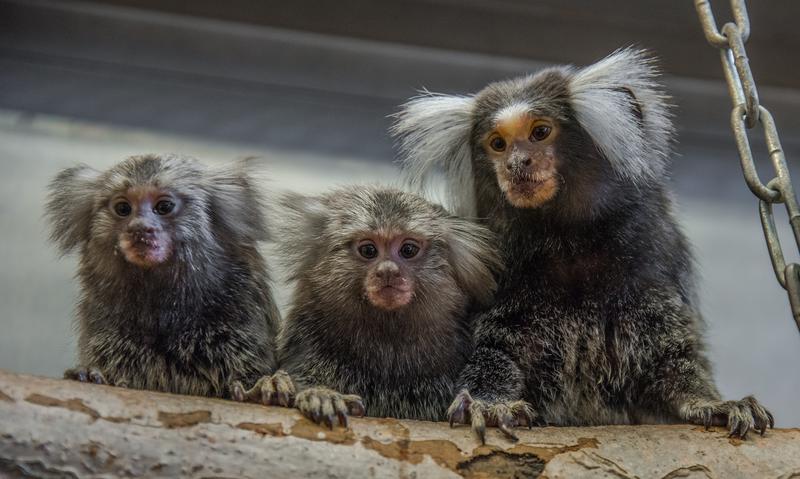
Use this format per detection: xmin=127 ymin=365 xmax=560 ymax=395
xmin=0 ymin=370 xmax=797 ymax=478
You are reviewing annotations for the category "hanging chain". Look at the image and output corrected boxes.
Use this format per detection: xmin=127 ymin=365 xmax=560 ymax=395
xmin=695 ymin=0 xmax=800 ymax=333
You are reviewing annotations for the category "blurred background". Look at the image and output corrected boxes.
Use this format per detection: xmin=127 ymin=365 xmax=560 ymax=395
xmin=1 ymin=0 xmax=799 ymax=426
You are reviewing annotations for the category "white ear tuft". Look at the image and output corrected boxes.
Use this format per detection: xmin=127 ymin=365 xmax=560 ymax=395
xmin=569 ymin=48 xmax=673 ymax=182
xmin=390 ymin=92 xmax=477 ymax=217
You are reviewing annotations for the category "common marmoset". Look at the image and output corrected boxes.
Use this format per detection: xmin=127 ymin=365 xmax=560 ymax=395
xmin=240 ymin=186 xmax=501 ymax=425
xmin=392 ymin=49 xmax=773 ymax=441
xmin=47 ymin=154 xmax=280 ymax=398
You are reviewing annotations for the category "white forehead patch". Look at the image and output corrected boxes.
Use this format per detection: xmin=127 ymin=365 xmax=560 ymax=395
xmin=493 ymin=102 xmax=531 ymax=125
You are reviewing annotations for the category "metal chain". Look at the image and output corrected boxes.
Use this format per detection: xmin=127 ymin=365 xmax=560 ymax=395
xmin=695 ymin=0 xmax=800 ymax=333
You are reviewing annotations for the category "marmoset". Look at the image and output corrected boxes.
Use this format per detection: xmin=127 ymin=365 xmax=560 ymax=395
xmin=239 ymin=186 xmax=501 ymax=426
xmin=47 ymin=154 xmax=279 ymax=398
xmin=392 ymin=48 xmax=773 ymax=441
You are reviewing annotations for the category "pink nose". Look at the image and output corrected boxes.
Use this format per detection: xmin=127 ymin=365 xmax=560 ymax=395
xmin=130 ymin=228 xmax=156 ymax=243
xmin=507 ymin=157 xmax=533 ymax=171
xmin=375 ymin=260 xmax=401 ymax=281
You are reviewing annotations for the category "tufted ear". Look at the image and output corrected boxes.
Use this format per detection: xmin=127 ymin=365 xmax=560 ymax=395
xmin=46 ymin=164 xmax=102 ymax=255
xmin=444 ymin=216 xmax=503 ymax=306
xmin=274 ymin=192 xmax=329 ymax=280
xmin=391 ymin=92 xmax=477 ymax=218
xmin=206 ymin=161 xmax=270 ymax=244
xmin=568 ymin=48 xmax=673 ymax=183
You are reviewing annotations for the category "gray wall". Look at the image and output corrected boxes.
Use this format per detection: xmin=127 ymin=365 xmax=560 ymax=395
xmin=1 ymin=0 xmax=799 ymax=426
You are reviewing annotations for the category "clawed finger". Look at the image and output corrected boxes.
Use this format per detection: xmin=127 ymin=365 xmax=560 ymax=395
xmin=323 ymin=414 xmax=336 ymax=429
xmin=510 ymin=401 xmax=536 ymax=428
xmin=467 ymin=400 xmax=488 ymax=444
xmin=449 ymin=394 xmax=537 ymax=445
xmin=447 ymin=396 xmax=469 ymax=427
xmin=276 ymin=391 xmax=291 ymax=407
xmin=497 ymin=420 xmax=520 ymax=442
xmin=447 ymin=389 xmax=476 ymax=430
xmin=490 ymin=405 xmax=521 ymax=442
xmin=743 ymin=396 xmax=774 ymax=436
xmin=727 ymin=403 xmax=755 ymax=439
xmin=703 ymin=409 xmax=713 ymax=430
xmin=271 ymin=371 xmax=296 ymax=407
xmin=298 ymin=389 xmax=361 ymax=429
xmin=65 ymin=367 xmax=107 ymax=385
xmin=230 ymin=380 xmax=247 ymax=402
xmin=337 ymin=411 xmax=349 ymax=429
xmin=753 ymin=409 xmax=769 ymax=436
xmin=345 ymin=396 xmax=366 ymax=417
xmin=88 ymin=369 xmax=106 ymax=384
xmin=471 ymin=411 xmax=487 ymax=445
xmin=234 ymin=377 xmax=264 ymax=403
xmin=260 ymin=378 xmax=280 ymax=406
xmin=687 ymin=397 xmax=774 ymax=439
xmin=320 ymin=397 xmax=338 ymax=430
xmin=238 ymin=372 xmax=297 ymax=406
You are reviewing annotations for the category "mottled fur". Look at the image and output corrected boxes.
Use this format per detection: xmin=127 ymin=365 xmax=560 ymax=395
xmin=47 ymin=154 xmax=279 ymax=397
xmin=393 ymin=49 xmax=773 ymax=440
xmin=274 ymin=186 xmax=501 ymax=421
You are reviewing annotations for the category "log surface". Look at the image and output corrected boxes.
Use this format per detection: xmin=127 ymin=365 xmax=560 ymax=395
xmin=0 ymin=369 xmax=797 ymax=478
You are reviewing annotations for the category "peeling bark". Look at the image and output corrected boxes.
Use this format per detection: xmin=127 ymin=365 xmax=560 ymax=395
xmin=0 ymin=370 xmax=797 ymax=478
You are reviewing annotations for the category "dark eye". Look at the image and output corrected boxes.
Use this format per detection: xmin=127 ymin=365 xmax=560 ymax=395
xmin=358 ymin=243 xmax=378 ymax=259
xmin=113 ymin=201 xmax=132 ymax=217
xmin=530 ymin=125 xmax=552 ymax=142
xmin=489 ymin=136 xmax=506 ymax=152
xmin=154 ymin=200 xmax=175 ymax=216
xmin=399 ymin=243 xmax=420 ymax=259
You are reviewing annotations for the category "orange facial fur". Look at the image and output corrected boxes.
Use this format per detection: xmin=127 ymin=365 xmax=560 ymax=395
xmin=483 ymin=111 xmax=561 ymax=208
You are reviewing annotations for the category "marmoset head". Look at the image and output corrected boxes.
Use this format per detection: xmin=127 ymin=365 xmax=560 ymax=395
xmin=392 ymin=48 xmax=673 ymax=218
xmin=47 ymin=154 xmax=268 ymax=273
xmin=278 ymin=186 xmax=501 ymax=315
xmin=355 ymin=231 xmax=423 ymax=310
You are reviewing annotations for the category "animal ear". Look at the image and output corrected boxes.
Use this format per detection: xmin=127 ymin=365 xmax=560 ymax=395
xmin=46 ymin=165 xmax=102 ymax=255
xmin=206 ymin=161 xmax=270 ymax=244
xmin=445 ymin=217 xmax=503 ymax=306
xmin=274 ymin=192 xmax=329 ymax=279
xmin=568 ymin=47 xmax=673 ymax=182
xmin=391 ymin=92 xmax=477 ymax=217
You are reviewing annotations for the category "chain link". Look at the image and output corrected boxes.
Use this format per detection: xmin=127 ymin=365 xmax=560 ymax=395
xmin=694 ymin=0 xmax=800 ymax=333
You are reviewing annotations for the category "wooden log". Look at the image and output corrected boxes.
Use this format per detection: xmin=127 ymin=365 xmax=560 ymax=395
xmin=0 ymin=369 xmax=797 ymax=478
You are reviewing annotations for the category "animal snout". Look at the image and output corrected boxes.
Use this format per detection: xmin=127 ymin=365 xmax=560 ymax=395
xmin=128 ymin=225 xmax=157 ymax=243
xmin=506 ymin=156 xmax=533 ymax=171
xmin=375 ymin=260 xmax=401 ymax=281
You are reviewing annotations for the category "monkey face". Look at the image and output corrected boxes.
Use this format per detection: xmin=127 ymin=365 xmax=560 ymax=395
xmin=48 ymin=154 xmax=269 ymax=281
xmin=481 ymin=106 xmax=562 ymax=209
xmin=355 ymin=232 xmax=426 ymax=311
xmin=393 ymin=49 xmax=673 ymax=219
xmin=282 ymin=187 xmax=500 ymax=319
xmin=110 ymin=186 xmax=178 ymax=268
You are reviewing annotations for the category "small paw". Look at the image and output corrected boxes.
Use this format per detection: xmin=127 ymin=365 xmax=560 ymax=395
xmin=114 ymin=378 xmax=129 ymax=388
xmin=447 ymin=389 xmax=537 ymax=444
xmin=296 ymin=387 xmax=365 ymax=429
xmin=230 ymin=380 xmax=248 ymax=402
xmin=64 ymin=366 xmax=107 ymax=385
xmin=682 ymin=396 xmax=774 ymax=438
xmin=233 ymin=370 xmax=297 ymax=407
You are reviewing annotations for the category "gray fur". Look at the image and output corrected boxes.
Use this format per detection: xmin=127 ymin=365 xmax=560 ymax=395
xmin=394 ymin=49 xmax=773 ymax=439
xmin=275 ymin=186 xmax=502 ymax=421
xmin=46 ymin=154 xmax=279 ymax=397
xmin=569 ymin=48 xmax=672 ymax=182
xmin=391 ymin=93 xmax=477 ymax=217
xmin=393 ymin=48 xmax=672 ymax=217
